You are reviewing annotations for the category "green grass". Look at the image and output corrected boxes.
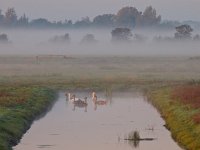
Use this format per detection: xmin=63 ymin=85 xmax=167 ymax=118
xmin=1 ymin=56 xmax=200 ymax=149
xmin=148 ymin=87 xmax=200 ymax=150
xmin=0 ymin=87 xmax=57 ymax=150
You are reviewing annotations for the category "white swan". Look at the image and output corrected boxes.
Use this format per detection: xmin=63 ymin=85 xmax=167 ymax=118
xmin=73 ymin=97 xmax=88 ymax=106
xmin=92 ymin=92 xmax=107 ymax=110
xmin=67 ymin=93 xmax=79 ymax=102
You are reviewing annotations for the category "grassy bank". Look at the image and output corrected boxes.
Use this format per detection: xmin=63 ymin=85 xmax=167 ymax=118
xmin=148 ymin=86 xmax=200 ymax=150
xmin=0 ymin=87 xmax=57 ymax=150
xmin=0 ymin=56 xmax=200 ymax=149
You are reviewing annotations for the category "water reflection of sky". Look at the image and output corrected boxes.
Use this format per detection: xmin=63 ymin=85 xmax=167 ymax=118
xmin=13 ymin=91 xmax=182 ymax=150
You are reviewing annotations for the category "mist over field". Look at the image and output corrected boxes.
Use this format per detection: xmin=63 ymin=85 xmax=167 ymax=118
xmin=0 ymin=28 xmax=199 ymax=56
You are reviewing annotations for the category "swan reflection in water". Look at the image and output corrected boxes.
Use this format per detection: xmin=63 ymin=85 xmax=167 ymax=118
xmin=72 ymin=97 xmax=88 ymax=112
xmin=66 ymin=91 xmax=112 ymax=112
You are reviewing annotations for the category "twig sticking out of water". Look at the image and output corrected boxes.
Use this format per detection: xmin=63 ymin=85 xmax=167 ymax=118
xmin=124 ymin=131 xmax=156 ymax=141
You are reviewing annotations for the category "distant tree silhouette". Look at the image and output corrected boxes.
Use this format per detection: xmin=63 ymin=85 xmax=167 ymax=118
xmin=17 ymin=14 xmax=29 ymax=26
xmin=64 ymin=20 xmax=73 ymax=28
xmin=74 ymin=17 xmax=91 ymax=28
xmin=93 ymin=14 xmax=115 ymax=27
xmin=134 ymin=34 xmax=147 ymax=42
xmin=0 ymin=10 xmax=4 ymax=25
xmin=31 ymin=18 xmax=51 ymax=27
xmin=4 ymin=8 xmax=17 ymax=26
xmin=193 ymin=34 xmax=200 ymax=41
xmin=0 ymin=6 xmax=164 ymax=29
xmin=142 ymin=6 xmax=161 ymax=26
xmin=175 ymin=24 xmax=193 ymax=39
xmin=81 ymin=34 xmax=97 ymax=44
xmin=141 ymin=6 xmax=161 ymax=26
xmin=115 ymin=7 xmax=141 ymax=28
xmin=111 ymin=28 xmax=132 ymax=42
xmin=49 ymin=33 xmax=70 ymax=44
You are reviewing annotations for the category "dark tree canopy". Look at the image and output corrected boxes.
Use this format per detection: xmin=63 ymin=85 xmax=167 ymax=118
xmin=81 ymin=34 xmax=97 ymax=44
xmin=74 ymin=17 xmax=91 ymax=28
xmin=141 ymin=6 xmax=161 ymax=26
xmin=111 ymin=28 xmax=133 ymax=42
xmin=17 ymin=14 xmax=29 ymax=26
xmin=93 ymin=14 xmax=115 ymax=27
xmin=115 ymin=7 xmax=141 ymax=28
xmin=4 ymin=8 xmax=17 ymax=25
xmin=175 ymin=24 xmax=193 ymax=39
xmin=49 ymin=33 xmax=70 ymax=43
xmin=31 ymin=18 xmax=51 ymax=27
xmin=0 ymin=10 xmax=4 ymax=23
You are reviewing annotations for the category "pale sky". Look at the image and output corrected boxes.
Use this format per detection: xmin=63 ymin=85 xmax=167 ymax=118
xmin=0 ymin=0 xmax=200 ymax=22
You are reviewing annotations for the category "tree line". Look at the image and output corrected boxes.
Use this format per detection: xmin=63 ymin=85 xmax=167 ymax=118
xmin=1 ymin=25 xmax=199 ymax=44
xmin=0 ymin=6 xmax=162 ymax=29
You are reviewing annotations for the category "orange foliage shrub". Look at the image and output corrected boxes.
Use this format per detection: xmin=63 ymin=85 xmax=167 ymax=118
xmin=193 ymin=114 xmax=200 ymax=124
xmin=172 ymin=85 xmax=200 ymax=108
xmin=0 ymin=88 xmax=31 ymax=107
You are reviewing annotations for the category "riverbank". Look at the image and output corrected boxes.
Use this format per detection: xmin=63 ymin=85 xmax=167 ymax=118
xmin=148 ymin=86 xmax=200 ymax=150
xmin=1 ymin=56 xmax=200 ymax=149
xmin=0 ymin=87 xmax=57 ymax=150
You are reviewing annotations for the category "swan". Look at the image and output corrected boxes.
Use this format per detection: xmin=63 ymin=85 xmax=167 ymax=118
xmin=73 ymin=97 xmax=88 ymax=106
xmin=92 ymin=92 xmax=107 ymax=105
xmin=67 ymin=93 xmax=79 ymax=102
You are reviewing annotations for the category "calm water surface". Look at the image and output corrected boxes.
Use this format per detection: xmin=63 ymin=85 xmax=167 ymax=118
xmin=13 ymin=91 xmax=182 ymax=150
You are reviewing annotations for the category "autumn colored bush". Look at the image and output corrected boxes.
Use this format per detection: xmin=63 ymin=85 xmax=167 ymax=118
xmin=193 ymin=114 xmax=200 ymax=124
xmin=0 ymin=87 xmax=32 ymax=107
xmin=172 ymin=85 xmax=200 ymax=108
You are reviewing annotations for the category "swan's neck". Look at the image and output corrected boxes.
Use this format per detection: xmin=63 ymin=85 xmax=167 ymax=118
xmin=68 ymin=93 xmax=71 ymax=100
xmin=92 ymin=92 xmax=96 ymax=99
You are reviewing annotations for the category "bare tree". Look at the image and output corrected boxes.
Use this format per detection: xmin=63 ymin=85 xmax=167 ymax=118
xmin=4 ymin=8 xmax=17 ymax=25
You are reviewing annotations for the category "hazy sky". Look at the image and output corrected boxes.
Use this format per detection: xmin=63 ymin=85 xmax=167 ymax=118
xmin=0 ymin=0 xmax=200 ymax=22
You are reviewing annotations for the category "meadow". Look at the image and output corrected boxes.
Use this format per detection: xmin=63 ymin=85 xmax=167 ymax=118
xmin=1 ymin=55 xmax=200 ymax=86
xmin=149 ymin=85 xmax=200 ymax=150
xmin=0 ymin=87 xmax=56 ymax=150
xmin=0 ymin=55 xmax=200 ymax=150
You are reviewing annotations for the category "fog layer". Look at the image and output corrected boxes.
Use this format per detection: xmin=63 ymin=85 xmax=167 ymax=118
xmin=0 ymin=28 xmax=200 ymax=56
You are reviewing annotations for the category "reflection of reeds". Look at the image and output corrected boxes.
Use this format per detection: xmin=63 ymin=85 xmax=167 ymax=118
xmin=124 ymin=130 xmax=156 ymax=148
xmin=124 ymin=131 xmax=140 ymax=148
xmin=128 ymin=131 xmax=140 ymax=141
